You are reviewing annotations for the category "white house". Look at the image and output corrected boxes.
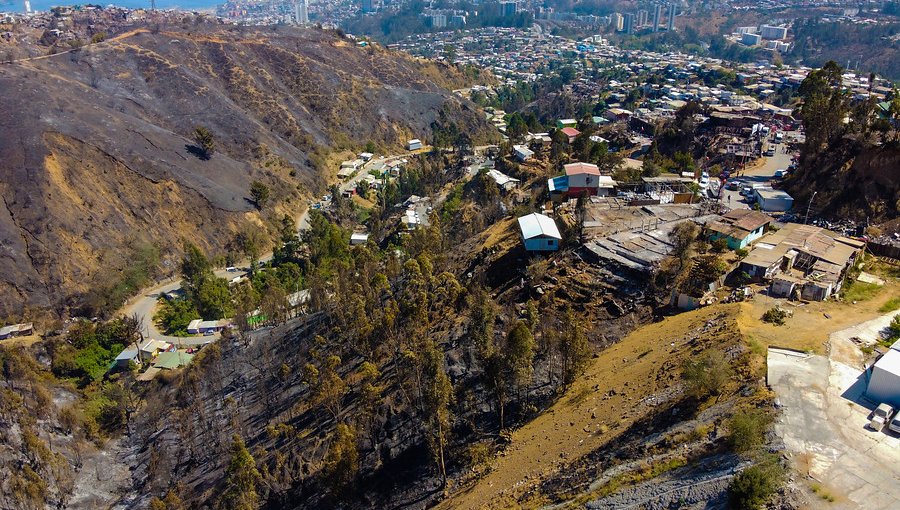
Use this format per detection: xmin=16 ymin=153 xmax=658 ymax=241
xmin=513 ymin=144 xmax=534 ymax=161
xmin=517 ymin=213 xmax=562 ymax=252
xmin=350 ymin=232 xmax=370 ymax=245
xmin=407 ymin=139 xmax=423 ymax=151
xmin=487 ymin=169 xmax=520 ymax=191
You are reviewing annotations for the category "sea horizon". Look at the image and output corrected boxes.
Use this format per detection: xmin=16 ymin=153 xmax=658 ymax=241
xmin=1 ymin=0 xmax=221 ymax=13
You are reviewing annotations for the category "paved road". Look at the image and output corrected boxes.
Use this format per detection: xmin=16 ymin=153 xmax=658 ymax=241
xmin=768 ymin=348 xmax=900 ymax=509
xmin=718 ymin=135 xmax=796 ymax=209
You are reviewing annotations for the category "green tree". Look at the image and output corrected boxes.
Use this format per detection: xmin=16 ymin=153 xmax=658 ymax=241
xmin=506 ymin=112 xmax=528 ymax=141
xmin=421 ymin=339 xmax=452 ymax=486
xmin=323 ymin=423 xmax=359 ymax=492
xmin=218 ymin=435 xmax=261 ymax=510
xmin=180 ymin=241 xmax=213 ymax=301
xmin=192 ymin=126 xmax=215 ymax=159
xmin=249 ymin=181 xmax=270 ymax=210
xmin=728 ymin=455 xmax=786 ymax=510
xmin=197 ymin=277 xmax=233 ymax=320
xmin=797 ymin=61 xmax=848 ymax=152
xmin=559 ymin=307 xmax=590 ymax=386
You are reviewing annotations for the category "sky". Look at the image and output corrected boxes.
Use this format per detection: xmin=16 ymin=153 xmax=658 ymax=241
xmin=1 ymin=0 xmax=220 ymax=12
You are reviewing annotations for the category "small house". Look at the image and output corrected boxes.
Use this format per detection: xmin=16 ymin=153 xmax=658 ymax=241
xmin=556 ymin=119 xmax=577 ymax=129
xmin=154 ymin=351 xmax=195 ymax=370
xmin=0 ymin=322 xmax=34 ymax=340
xmin=186 ymin=319 xmax=203 ymax=335
xmin=561 ymin=127 xmax=581 ymax=143
xmin=350 ymin=232 xmax=370 ymax=245
xmin=487 ymin=169 xmax=520 ymax=191
xmin=706 ymin=209 xmax=772 ymax=250
xmin=407 ymin=139 xmax=423 ymax=151
xmin=114 ymin=348 xmax=140 ymax=369
xmin=517 ymin=213 xmax=562 ymax=252
xmin=513 ymin=144 xmax=534 ymax=162
xmin=139 ymin=339 xmax=172 ymax=363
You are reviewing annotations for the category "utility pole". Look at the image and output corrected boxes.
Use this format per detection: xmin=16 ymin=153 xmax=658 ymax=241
xmin=805 ymin=191 xmax=817 ymax=225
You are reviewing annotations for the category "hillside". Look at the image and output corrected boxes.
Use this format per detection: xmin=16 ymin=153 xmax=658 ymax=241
xmin=0 ymin=24 xmax=495 ymax=318
xmin=784 ymin=140 xmax=900 ymax=223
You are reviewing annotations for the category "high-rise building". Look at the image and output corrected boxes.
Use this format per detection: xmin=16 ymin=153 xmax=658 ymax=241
xmin=667 ymin=3 xmax=676 ymax=31
xmin=637 ymin=9 xmax=648 ymax=26
xmin=500 ymin=1 xmax=518 ymax=17
xmin=653 ymin=4 xmax=662 ymax=32
xmin=611 ymin=12 xmax=624 ymax=31
xmin=294 ymin=0 xmax=309 ymax=24
xmin=361 ymin=0 xmax=373 ymax=13
xmin=623 ymin=12 xmax=634 ymax=35
xmin=430 ymin=14 xmax=447 ymax=28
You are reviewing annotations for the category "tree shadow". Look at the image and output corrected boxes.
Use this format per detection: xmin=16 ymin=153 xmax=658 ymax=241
xmin=185 ymin=144 xmax=210 ymax=160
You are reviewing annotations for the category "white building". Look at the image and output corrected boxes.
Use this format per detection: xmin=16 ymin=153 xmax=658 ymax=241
xmin=868 ymin=343 xmax=900 ymax=408
xmin=518 ymin=213 xmax=562 ymax=252
xmin=407 ymin=139 xmax=423 ymax=151
xmin=760 ymin=25 xmax=788 ymax=40
xmin=513 ymin=144 xmax=534 ymax=161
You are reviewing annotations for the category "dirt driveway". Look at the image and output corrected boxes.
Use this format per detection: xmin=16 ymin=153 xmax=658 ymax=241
xmin=768 ymin=348 xmax=900 ymax=509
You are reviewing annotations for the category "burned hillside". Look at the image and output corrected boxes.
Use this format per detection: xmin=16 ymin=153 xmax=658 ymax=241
xmin=0 ymin=23 xmax=495 ymax=318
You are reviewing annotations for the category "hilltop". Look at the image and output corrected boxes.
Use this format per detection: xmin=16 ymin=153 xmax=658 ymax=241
xmin=0 ymin=24 xmax=495 ymax=318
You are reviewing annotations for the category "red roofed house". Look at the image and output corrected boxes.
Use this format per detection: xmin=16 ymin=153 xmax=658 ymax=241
xmin=561 ymin=127 xmax=581 ymax=143
xmin=548 ymin=162 xmax=617 ymax=201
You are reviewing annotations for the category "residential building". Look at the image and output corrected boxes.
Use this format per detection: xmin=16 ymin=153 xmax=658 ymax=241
xmin=350 ymin=232 xmax=370 ymax=245
xmin=623 ymin=13 xmax=634 ymax=34
xmin=513 ymin=144 xmax=534 ymax=161
xmin=407 ymin=139 xmax=423 ymax=150
xmin=548 ymin=162 xmax=617 ymax=201
xmin=637 ymin=9 xmax=648 ymax=26
xmin=760 ymin=25 xmax=788 ymax=40
xmin=556 ymin=118 xmax=577 ymax=129
xmin=0 ymin=322 xmax=33 ymax=339
xmin=611 ymin=12 xmax=623 ymax=31
xmin=518 ymin=213 xmax=562 ymax=252
xmin=430 ymin=14 xmax=447 ymax=28
xmin=154 ymin=351 xmax=194 ymax=370
xmin=740 ymin=223 xmax=864 ymax=300
xmin=667 ymin=3 xmax=676 ymax=31
xmin=487 ymin=169 xmax=520 ymax=191
xmin=361 ymin=0 xmax=373 ymax=13
xmin=114 ymin=348 xmax=140 ymax=369
xmin=139 ymin=339 xmax=172 ymax=363
xmin=653 ymin=4 xmax=661 ymax=32
xmin=561 ymin=126 xmax=581 ymax=143
xmin=500 ymin=1 xmax=518 ymax=17
xmin=741 ymin=33 xmax=762 ymax=46
xmin=706 ymin=209 xmax=772 ymax=250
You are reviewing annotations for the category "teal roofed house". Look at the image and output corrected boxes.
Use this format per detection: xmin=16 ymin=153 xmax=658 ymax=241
xmin=518 ymin=213 xmax=562 ymax=252
xmin=707 ymin=209 xmax=772 ymax=250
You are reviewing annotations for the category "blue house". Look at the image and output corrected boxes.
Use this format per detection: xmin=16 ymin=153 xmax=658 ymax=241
xmin=518 ymin=213 xmax=562 ymax=252
xmin=707 ymin=209 xmax=771 ymax=250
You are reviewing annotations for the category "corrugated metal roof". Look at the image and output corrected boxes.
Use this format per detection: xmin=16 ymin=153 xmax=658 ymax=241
xmin=518 ymin=213 xmax=561 ymax=240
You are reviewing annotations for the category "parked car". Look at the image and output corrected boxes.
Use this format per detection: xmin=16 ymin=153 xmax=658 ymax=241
xmin=870 ymin=403 xmax=894 ymax=431
xmin=725 ymin=180 xmax=740 ymax=191
xmin=773 ymin=169 xmax=787 ymax=179
xmin=890 ymin=413 xmax=900 ymax=434
xmin=765 ymin=147 xmax=776 ymax=157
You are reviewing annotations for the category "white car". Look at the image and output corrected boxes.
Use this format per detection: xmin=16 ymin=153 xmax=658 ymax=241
xmin=871 ymin=403 xmax=894 ymax=432
xmin=890 ymin=413 xmax=900 ymax=434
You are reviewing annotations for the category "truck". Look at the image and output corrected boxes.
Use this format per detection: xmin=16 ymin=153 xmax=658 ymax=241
xmin=870 ymin=403 xmax=894 ymax=431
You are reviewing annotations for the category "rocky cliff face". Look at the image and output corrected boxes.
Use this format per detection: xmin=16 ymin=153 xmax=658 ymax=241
xmin=0 ymin=24 xmax=494 ymax=317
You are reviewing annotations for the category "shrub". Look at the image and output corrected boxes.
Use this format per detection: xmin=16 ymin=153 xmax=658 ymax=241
xmin=761 ymin=307 xmax=788 ymax=326
xmin=727 ymin=409 xmax=772 ymax=453
xmin=90 ymin=32 xmax=107 ymax=44
xmin=735 ymin=248 xmax=749 ymax=259
xmin=728 ymin=455 xmax=786 ymax=509
xmin=681 ymin=350 xmax=732 ymax=398
xmin=711 ymin=237 xmax=729 ymax=253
